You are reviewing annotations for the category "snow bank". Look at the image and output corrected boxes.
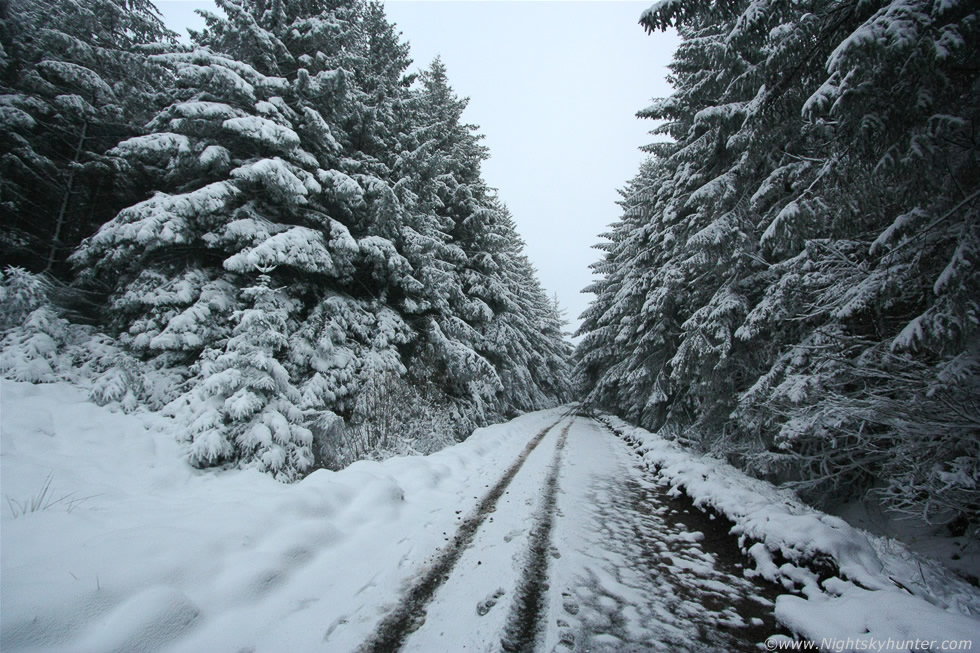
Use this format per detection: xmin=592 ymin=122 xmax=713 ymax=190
xmin=598 ymin=414 xmax=980 ymax=648
xmin=776 ymin=582 xmax=980 ymax=649
xmin=0 ymin=380 xmax=566 ymax=652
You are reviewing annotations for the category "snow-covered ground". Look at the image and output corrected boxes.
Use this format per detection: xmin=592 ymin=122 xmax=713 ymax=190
xmin=3 ymin=380 xmax=978 ymax=652
xmin=0 ymin=380 xmax=566 ymax=652
xmin=600 ymin=415 xmax=980 ymax=649
xmin=544 ymin=417 xmax=783 ymax=652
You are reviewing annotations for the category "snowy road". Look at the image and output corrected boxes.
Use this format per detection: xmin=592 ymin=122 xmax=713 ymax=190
xmin=357 ymin=413 xmax=781 ymax=652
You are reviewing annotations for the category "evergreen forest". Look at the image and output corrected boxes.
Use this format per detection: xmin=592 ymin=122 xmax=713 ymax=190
xmin=575 ymin=0 xmax=978 ymax=530
xmin=1 ymin=0 xmax=977 ymax=539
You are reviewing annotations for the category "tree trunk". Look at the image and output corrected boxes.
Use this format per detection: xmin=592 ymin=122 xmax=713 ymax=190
xmin=44 ymin=120 xmax=87 ymax=274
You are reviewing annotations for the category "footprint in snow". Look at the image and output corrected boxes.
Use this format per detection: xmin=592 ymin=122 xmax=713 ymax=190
xmin=476 ymin=588 xmax=506 ymax=616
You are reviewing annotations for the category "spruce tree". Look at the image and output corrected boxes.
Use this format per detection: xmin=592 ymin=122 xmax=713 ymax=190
xmin=70 ymin=6 xmax=370 ymax=473
xmin=0 ymin=0 xmax=175 ymax=275
xmin=176 ymin=274 xmax=314 ymax=479
xmin=57 ymin=0 xmax=573 ymax=475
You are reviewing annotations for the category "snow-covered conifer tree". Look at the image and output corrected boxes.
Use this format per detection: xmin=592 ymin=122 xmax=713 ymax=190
xmin=175 ymin=274 xmax=313 ymax=479
xmin=57 ymin=0 xmax=571 ymax=474
xmin=0 ymin=0 xmax=175 ymax=275
xmin=69 ymin=4 xmax=367 ymax=464
xmin=480 ymin=204 xmax=572 ymax=412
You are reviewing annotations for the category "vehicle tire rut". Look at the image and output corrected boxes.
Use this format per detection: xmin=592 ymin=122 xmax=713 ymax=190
xmin=355 ymin=412 xmax=571 ymax=653
xmin=500 ymin=419 xmax=573 ymax=652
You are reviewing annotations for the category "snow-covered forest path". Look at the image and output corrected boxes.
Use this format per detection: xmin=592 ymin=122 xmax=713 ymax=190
xmin=4 ymin=386 xmax=781 ymax=653
xmin=6 ymin=383 xmax=976 ymax=652
xmin=359 ymin=413 xmax=782 ymax=652
xmin=543 ymin=417 xmax=782 ymax=652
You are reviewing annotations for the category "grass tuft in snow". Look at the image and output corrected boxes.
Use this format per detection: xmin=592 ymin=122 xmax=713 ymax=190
xmin=4 ymin=473 xmax=96 ymax=518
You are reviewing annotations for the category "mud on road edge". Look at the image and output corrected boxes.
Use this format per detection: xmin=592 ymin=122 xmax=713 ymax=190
xmin=591 ymin=413 xmax=843 ymax=583
xmin=589 ymin=413 xmax=816 ymax=646
xmin=355 ymin=411 xmax=573 ymax=653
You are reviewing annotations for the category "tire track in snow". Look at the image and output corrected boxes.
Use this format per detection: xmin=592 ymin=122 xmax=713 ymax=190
xmin=499 ymin=418 xmax=574 ymax=652
xmin=355 ymin=411 xmax=572 ymax=653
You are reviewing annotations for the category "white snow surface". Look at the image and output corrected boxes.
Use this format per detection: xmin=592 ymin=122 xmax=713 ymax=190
xmin=0 ymin=380 xmax=566 ymax=652
xmin=600 ymin=415 xmax=980 ymax=647
xmin=4 ymin=380 xmax=977 ymax=652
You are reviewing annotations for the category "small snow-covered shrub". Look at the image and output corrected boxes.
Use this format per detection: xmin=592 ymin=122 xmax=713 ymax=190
xmin=75 ymin=333 xmax=188 ymax=411
xmin=0 ymin=277 xmax=74 ymax=383
xmin=0 ymin=267 xmax=49 ymax=330
xmin=0 ymin=267 xmax=182 ymax=410
xmin=328 ymin=371 xmax=458 ymax=468
xmin=306 ymin=410 xmax=347 ymax=470
xmin=169 ymin=277 xmax=314 ymax=481
xmin=89 ymin=350 xmax=147 ymax=412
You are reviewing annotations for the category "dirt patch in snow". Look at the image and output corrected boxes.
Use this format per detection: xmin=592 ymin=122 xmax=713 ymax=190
xmin=650 ymin=478 xmax=793 ymax=650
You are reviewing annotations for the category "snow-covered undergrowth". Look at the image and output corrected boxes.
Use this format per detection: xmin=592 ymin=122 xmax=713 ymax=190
xmin=0 ymin=379 xmax=565 ymax=652
xmin=599 ymin=415 xmax=980 ymax=647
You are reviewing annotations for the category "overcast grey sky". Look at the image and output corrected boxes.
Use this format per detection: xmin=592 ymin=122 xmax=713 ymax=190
xmin=155 ymin=1 xmax=679 ymax=335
